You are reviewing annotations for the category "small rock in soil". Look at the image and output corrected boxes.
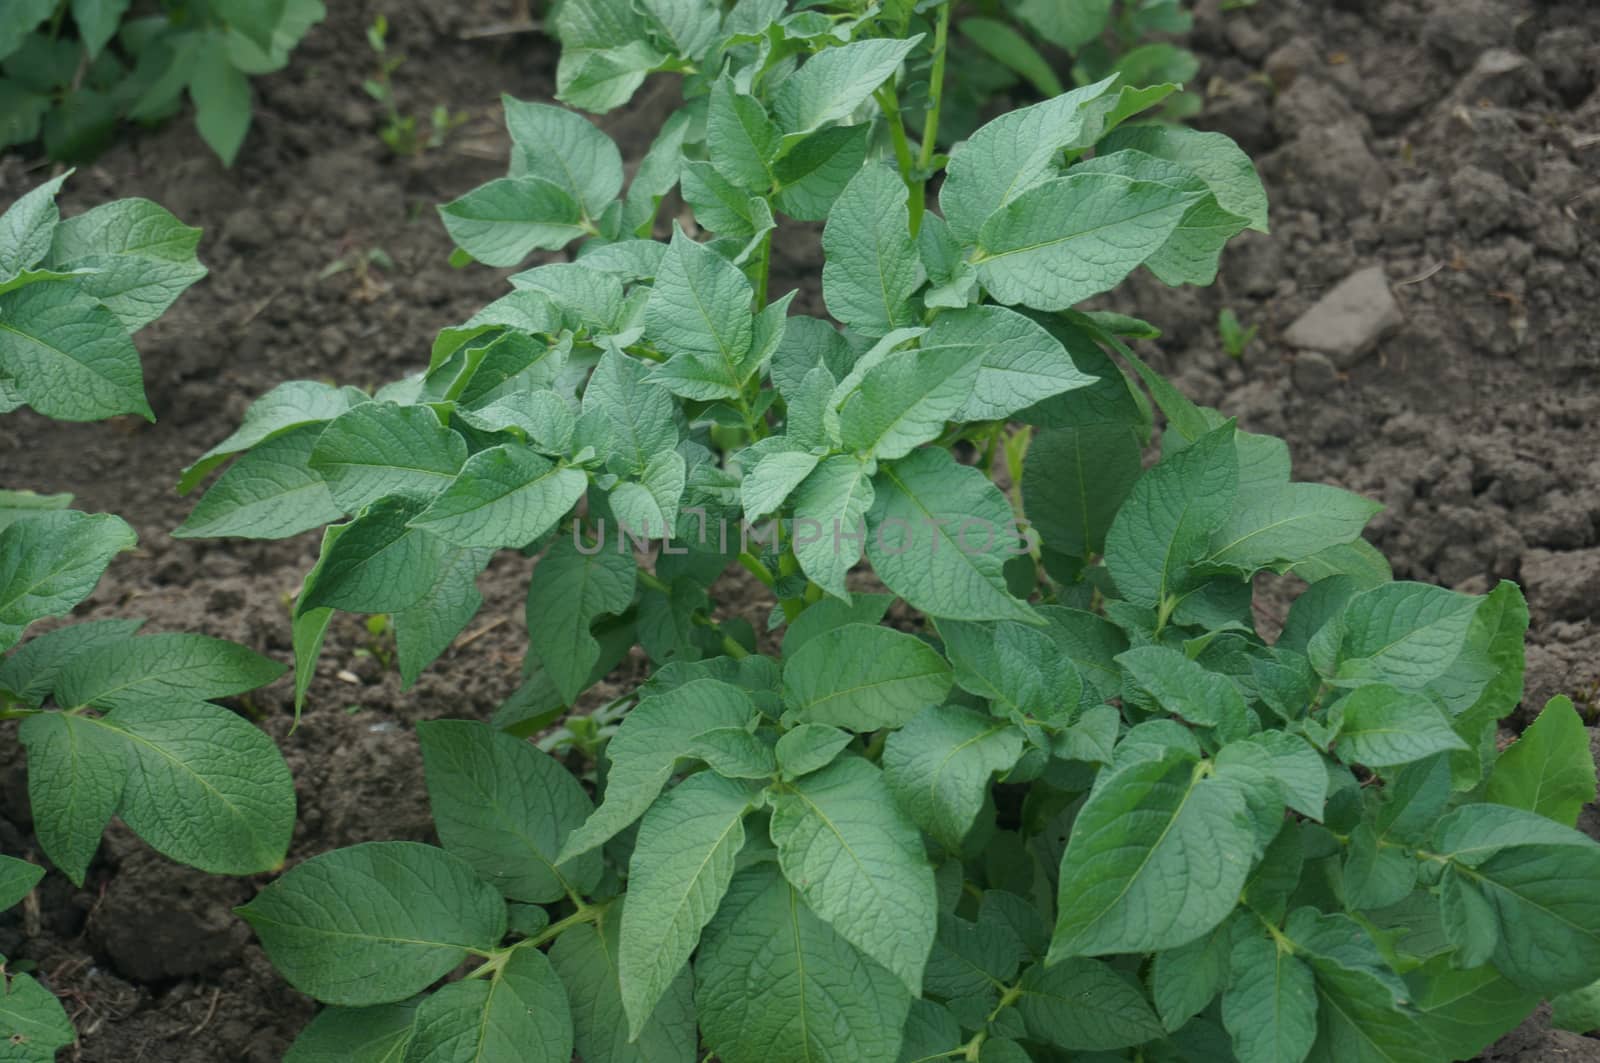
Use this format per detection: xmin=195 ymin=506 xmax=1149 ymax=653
xmin=1520 ymin=547 xmax=1600 ymax=624
xmin=1291 ymin=351 xmax=1340 ymax=394
xmin=1279 ymin=121 xmax=1389 ymax=217
xmin=1282 ymin=266 xmax=1403 ymax=368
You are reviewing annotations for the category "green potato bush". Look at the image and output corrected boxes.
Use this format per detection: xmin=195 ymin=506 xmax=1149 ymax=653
xmin=0 ymin=0 xmax=324 ymax=163
xmin=0 ymin=174 xmax=297 ymax=1058
xmin=74 ymin=7 xmax=1600 ymax=1062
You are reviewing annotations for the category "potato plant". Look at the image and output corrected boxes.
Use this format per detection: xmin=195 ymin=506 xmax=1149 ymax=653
xmin=0 ymin=0 xmax=324 ymax=163
xmin=163 ymin=12 xmax=1600 ymax=1063
xmin=0 ymin=175 xmax=296 ymax=1058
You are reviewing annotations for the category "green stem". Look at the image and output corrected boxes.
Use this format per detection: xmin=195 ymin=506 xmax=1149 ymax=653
xmin=874 ymin=84 xmax=923 ymax=234
xmin=642 ymin=567 xmax=752 ymax=658
xmin=738 ymin=551 xmax=777 ymax=588
xmin=529 ymin=901 xmax=606 ymax=949
xmin=753 ymin=224 xmax=773 ymax=308
xmin=0 ymin=707 xmax=40 ymax=721
xmin=918 ymin=2 xmax=951 ymax=172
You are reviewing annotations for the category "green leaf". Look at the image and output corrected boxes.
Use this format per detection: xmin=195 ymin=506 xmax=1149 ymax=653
xmin=687 ymin=728 xmax=775 ymax=779
xmin=1431 ymin=807 xmax=1600 ymax=995
xmin=772 ymin=37 xmax=922 ymax=141
xmin=834 ymin=340 xmax=979 ymax=460
xmin=560 ymin=678 xmax=756 ymax=860
xmin=1408 ymin=959 xmax=1539 ymax=1059
xmin=696 ymin=862 xmax=912 ymax=1063
xmin=0 ymin=617 xmax=140 ymax=706
xmin=503 ymin=95 xmax=624 ymax=217
xmin=1015 ymin=0 xmax=1110 ymax=50
xmin=707 ymin=76 xmax=778 ymax=192
xmin=53 ymin=632 xmax=284 ymax=710
xmin=1220 ymin=731 xmax=1327 ymax=821
xmin=179 ymin=380 xmax=367 ymax=493
xmin=930 ymin=305 xmax=1096 ymax=422
xmin=1151 ymin=922 xmax=1233 ymax=1031
xmin=936 ymin=618 xmax=1081 ymax=722
xmin=308 ymin=402 xmax=466 ymax=512
xmin=1023 ymin=423 xmax=1141 ymax=562
xmin=1015 ymin=958 xmax=1164 ymax=1051
xmin=189 ymin=41 xmax=252 ymax=164
xmin=93 ymin=699 xmax=293 ymax=874
xmin=406 ymin=948 xmax=573 ymax=1062
xmin=1100 ymin=125 xmax=1269 ymax=232
xmin=283 ymin=1001 xmax=419 ymax=1062
xmin=1207 ymin=482 xmax=1382 ymax=573
xmin=1037 ymin=605 xmax=1129 ymax=703
xmin=790 ymin=454 xmax=874 ymax=599
xmin=70 ymin=0 xmax=131 ymax=57
xmin=1049 ymin=748 xmax=1254 ymax=961
xmin=774 ymin=724 xmax=854 ymax=779
xmin=821 ymin=162 xmax=924 ymax=336
xmin=619 ymin=772 xmax=752 ymax=1036
xmin=1071 ymin=149 xmax=1249 ymax=288
xmin=175 ymin=425 xmax=346 ymax=540
xmin=549 ymin=903 xmax=698 ymax=1063
xmin=1221 ymin=933 xmax=1317 ymax=1063
xmin=645 ymin=229 xmax=755 ymax=400
xmin=1117 ymin=645 xmax=1249 ymax=736
xmin=1485 ymin=696 xmax=1596 ymax=827
xmin=974 ymin=172 xmax=1200 ymax=311
xmin=1552 ymin=979 xmax=1600 ymax=1035
xmin=0 ymin=510 xmax=136 ymax=652
xmin=1104 ymin=421 xmax=1237 ymax=609
xmin=866 ymin=448 xmax=1034 ymax=622
xmin=578 ymin=347 xmax=679 ymax=477
xmin=0 ymin=854 xmax=43 ymax=911
xmin=0 ymin=489 xmax=73 ymax=533
xmin=393 ymin=544 xmax=489 ymax=689
xmin=438 ymin=176 xmax=586 ymax=267
xmin=883 ymin=704 xmax=1023 ymax=850
xmin=0 ymin=282 xmax=151 ymax=421
xmin=609 ymin=450 xmax=686 ymax=539
xmin=525 ymin=533 xmax=636 ymax=704
xmin=0 ymin=173 xmax=66 ymax=279
xmin=741 ymin=450 xmax=819 ymax=520
xmin=298 ymin=496 xmax=451 ymax=615
xmin=417 ymin=720 xmax=601 ymax=903
xmin=1333 ymin=685 xmax=1468 ymax=768
xmin=939 ymin=76 xmax=1119 ymax=244
xmin=958 ymin=18 xmax=1064 ymax=97
xmin=773 ymin=124 xmax=871 ymax=221
xmin=239 ymin=841 xmax=508 ymax=1006
xmin=769 ymin=757 xmax=937 ymax=991
xmin=45 ymin=196 xmax=207 ymax=331
xmin=782 ymin=622 xmax=952 ymax=731
xmin=409 ymin=444 xmax=587 ymax=550
xmin=0 ymin=970 xmax=74 ymax=1063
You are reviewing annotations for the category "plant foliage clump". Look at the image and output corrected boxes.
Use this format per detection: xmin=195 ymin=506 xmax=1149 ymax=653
xmin=0 ymin=175 xmax=295 ymax=1058
xmin=169 ymin=7 xmax=1600 ymax=1058
xmin=0 ymin=0 xmax=324 ymax=163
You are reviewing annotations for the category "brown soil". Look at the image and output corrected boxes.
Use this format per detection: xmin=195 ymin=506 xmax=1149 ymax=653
xmin=0 ymin=0 xmax=1596 ymax=1059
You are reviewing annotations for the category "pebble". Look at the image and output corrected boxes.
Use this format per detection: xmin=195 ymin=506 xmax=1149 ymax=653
xmin=1291 ymin=351 xmax=1340 ymax=394
xmin=1282 ymin=266 xmax=1403 ymax=368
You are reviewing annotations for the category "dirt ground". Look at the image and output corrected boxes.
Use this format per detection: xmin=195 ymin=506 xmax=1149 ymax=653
xmin=0 ymin=0 xmax=1596 ymax=1059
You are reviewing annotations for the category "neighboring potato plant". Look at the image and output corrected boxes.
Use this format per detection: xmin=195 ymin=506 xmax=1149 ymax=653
xmin=174 ymin=11 xmax=1600 ymax=1061
xmin=0 ymin=176 xmax=295 ymax=1058
xmin=0 ymin=0 xmax=324 ymax=163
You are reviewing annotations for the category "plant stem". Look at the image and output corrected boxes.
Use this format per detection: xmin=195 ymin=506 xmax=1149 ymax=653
xmin=918 ymin=2 xmax=951 ymax=172
xmin=738 ymin=551 xmax=777 ymax=588
xmin=874 ymin=84 xmax=922 ymax=233
xmin=753 ymin=224 xmax=773 ymax=308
